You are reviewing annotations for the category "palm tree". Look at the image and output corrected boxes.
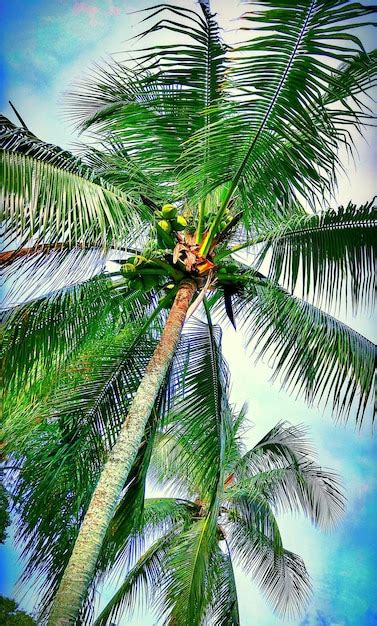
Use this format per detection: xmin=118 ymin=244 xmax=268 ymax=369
xmin=1 ymin=1 xmax=376 ymax=623
xmin=93 ymin=373 xmax=345 ymax=626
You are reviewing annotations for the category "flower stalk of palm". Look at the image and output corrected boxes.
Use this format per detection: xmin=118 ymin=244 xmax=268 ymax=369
xmin=1 ymin=1 xmax=376 ymax=624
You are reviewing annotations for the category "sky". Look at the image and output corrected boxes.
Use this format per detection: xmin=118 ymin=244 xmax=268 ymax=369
xmin=0 ymin=1 xmax=376 ymax=625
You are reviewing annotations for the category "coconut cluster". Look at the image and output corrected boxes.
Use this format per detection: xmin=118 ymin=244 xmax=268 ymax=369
xmin=156 ymin=204 xmax=187 ymax=236
xmin=120 ymin=256 xmax=162 ymax=292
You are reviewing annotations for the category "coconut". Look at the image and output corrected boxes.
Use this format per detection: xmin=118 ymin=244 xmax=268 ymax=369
xmin=121 ymin=262 xmax=136 ymax=274
xmin=142 ymin=275 xmax=159 ymax=292
xmin=133 ymin=278 xmax=144 ymax=291
xmin=161 ymin=204 xmax=177 ymax=219
xmin=173 ymin=215 xmax=187 ymax=231
xmin=158 ymin=219 xmax=172 ymax=233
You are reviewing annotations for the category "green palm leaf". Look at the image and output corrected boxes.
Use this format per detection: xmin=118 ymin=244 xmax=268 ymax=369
xmin=233 ymin=422 xmax=345 ymax=531
xmin=211 ymin=279 xmax=376 ymax=425
xmin=203 ymin=547 xmax=240 ymax=626
xmin=6 ymin=304 xmax=167 ymax=613
xmin=65 ymin=2 xmax=228 ymax=197
xmin=93 ymin=530 xmax=175 ymax=626
xmin=154 ymin=311 xmax=231 ymax=625
xmin=93 ymin=498 xmax=198 ymax=625
xmin=162 ymin=512 xmax=220 ymax=626
xmin=179 ymin=1 xmax=376 ymax=219
xmin=227 ymin=512 xmax=311 ymax=619
xmin=254 ymin=199 xmax=377 ymax=311
xmin=1 ymin=116 xmax=147 ymax=254
xmin=1 ymin=275 xmax=118 ymax=398
xmin=323 ymin=49 xmax=377 ymax=107
xmin=151 ymin=316 xmax=232 ymax=497
xmin=1 ymin=246 xmax=107 ymax=308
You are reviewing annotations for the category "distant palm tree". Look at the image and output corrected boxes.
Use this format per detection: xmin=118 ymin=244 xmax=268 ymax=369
xmin=93 ymin=394 xmax=344 ymax=626
xmin=1 ymin=1 xmax=376 ymax=624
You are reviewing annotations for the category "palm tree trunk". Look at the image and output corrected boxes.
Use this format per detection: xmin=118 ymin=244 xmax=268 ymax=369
xmin=48 ymin=279 xmax=197 ymax=626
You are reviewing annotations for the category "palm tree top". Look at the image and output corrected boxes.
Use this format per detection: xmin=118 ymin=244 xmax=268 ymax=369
xmin=94 ymin=408 xmax=345 ymax=625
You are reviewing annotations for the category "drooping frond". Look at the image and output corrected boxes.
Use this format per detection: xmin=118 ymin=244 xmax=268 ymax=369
xmin=93 ymin=498 xmax=197 ymax=625
xmin=94 ymin=531 xmax=175 ymax=626
xmin=161 ymin=513 xmax=220 ymax=626
xmin=203 ymin=547 xmax=240 ymax=626
xmin=150 ymin=311 xmax=233 ymax=625
xmin=242 ymin=421 xmax=315 ymax=466
xmin=151 ymin=315 xmax=232 ymax=498
xmin=323 ymin=49 xmax=377 ymax=110
xmin=1 ymin=116 xmax=147 ymax=254
xmin=254 ymin=199 xmax=377 ymax=312
xmin=232 ymin=432 xmax=345 ymax=532
xmin=1 ymin=246 xmax=106 ymax=308
xmin=8 ymin=305 xmax=166 ymax=613
xmin=211 ymin=279 xmax=376 ymax=426
xmin=1 ymin=275 xmax=117 ymax=398
xmin=227 ymin=511 xmax=312 ymax=619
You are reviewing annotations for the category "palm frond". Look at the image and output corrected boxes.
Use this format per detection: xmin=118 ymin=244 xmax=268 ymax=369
xmin=227 ymin=512 xmax=312 ymax=619
xmin=151 ymin=310 xmax=232 ymax=625
xmin=203 ymin=546 xmax=240 ymax=626
xmin=232 ymin=460 xmax=344 ymax=532
xmin=179 ymin=1 xmax=376 ymax=214
xmin=254 ymin=199 xmax=377 ymax=312
xmin=7 ymin=305 xmax=166 ymax=611
xmin=234 ymin=421 xmax=346 ymax=531
xmin=242 ymin=421 xmax=315 ymax=465
xmin=1 ymin=275 xmax=128 ymax=405
xmin=1 ymin=246 xmax=107 ymax=308
xmin=1 ymin=117 xmax=146 ymax=254
xmin=65 ymin=2 xmax=227 ymax=199
xmin=151 ymin=315 xmax=232 ymax=498
xmin=93 ymin=531 xmax=175 ymax=626
xmin=162 ymin=513 xmax=220 ymax=626
xmin=211 ymin=279 xmax=376 ymax=425
xmin=323 ymin=48 xmax=377 ymax=109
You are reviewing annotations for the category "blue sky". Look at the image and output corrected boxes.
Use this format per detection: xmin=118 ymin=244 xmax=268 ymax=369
xmin=1 ymin=2 xmax=376 ymax=625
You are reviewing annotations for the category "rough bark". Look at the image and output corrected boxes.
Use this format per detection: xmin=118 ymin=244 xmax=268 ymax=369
xmin=47 ymin=279 xmax=197 ymax=626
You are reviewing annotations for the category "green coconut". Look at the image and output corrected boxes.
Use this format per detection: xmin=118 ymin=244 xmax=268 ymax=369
xmin=161 ymin=203 xmax=177 ymax=219
xmin=132 ymin=278 xmax=144 ymax=291
xmin=121 ymin=262 xmax=137 ymax=274
xmin=142 ymin=275 xmax=159 ymax=292
xmin=173 ymin=215 xmax=187 ymax=231
xmin=158 ymin=219 xmax=172 ymax=233
xmin=158 ymin=220 xmax=171 ymax=233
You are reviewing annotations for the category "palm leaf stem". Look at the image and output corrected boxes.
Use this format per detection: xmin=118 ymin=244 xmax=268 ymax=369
xmin=196 ymin=199 xmax=206 ymax=244
xmin=214 ymin=236 xmax=265 ymax=262
xmin=199 ymin=0 xmax=320 ymax=258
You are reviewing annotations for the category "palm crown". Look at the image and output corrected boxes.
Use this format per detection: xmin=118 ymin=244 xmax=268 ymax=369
xmin=1 ymin=1 xmax=376 ymax=624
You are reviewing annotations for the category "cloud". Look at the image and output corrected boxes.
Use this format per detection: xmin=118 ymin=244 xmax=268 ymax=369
xmin=108 ymin=4 xmax=122 ymax=15
xmin=72 ymin=2 xmax=99 ymax=15
xmin=72 ymin=2 xmax=99 ymax=25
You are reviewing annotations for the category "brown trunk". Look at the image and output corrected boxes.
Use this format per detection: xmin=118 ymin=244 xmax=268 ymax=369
xmin=47 ymin=279 xmax=196 ymax=626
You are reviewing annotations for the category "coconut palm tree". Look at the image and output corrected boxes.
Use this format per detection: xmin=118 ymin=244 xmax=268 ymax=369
xmin=95 ymin=403 xmax=343 ymax=626
xmin=1 ymin=1 xmax=376 ymax=624
xmin=92 ymin=338 xmax=345 ymax=626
